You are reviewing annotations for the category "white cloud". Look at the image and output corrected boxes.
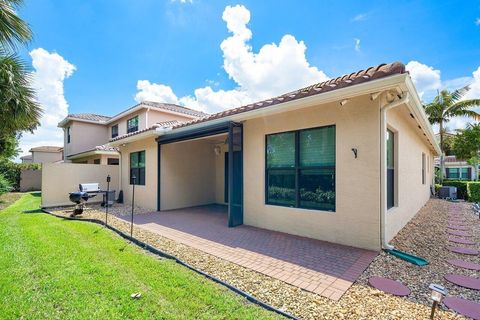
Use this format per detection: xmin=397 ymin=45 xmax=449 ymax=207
xmin=463 ymin=66 xmax=480 ymax=100
xmin=405 ymin=60 xmax=441 ymax=100
xmin=352 ymin=13 xmax=369 ymax=22
xmin=171 ymin=0 xmax=193 ymax=3
xmin=407 ymin=61 xmax=480 ymax=132
xmin=18 ymin=48 xmax=75 ymax=157
xmin=354 ymin=38 xmax=361 ymax=52
xmin=134 ymin=80 xmax=178 ymax=104
xmin=476 ymin=18 xmax=480 ymax=26
xmin=135 ymin=4 xmax=329 ymax=113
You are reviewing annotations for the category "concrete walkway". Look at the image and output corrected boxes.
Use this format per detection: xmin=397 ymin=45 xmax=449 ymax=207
xmin=118 ymin=205 xmax=377 ymax=300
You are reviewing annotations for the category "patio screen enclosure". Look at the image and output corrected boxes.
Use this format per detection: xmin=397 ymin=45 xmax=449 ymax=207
xmin=157 ymin=121 xmax=243 ymax=227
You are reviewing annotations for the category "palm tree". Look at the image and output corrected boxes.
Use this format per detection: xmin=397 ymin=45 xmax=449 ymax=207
xmin=0 ymin=0 xmax=42 ymax=151
xmin=424 ymin=86 xmax=480 ymax=180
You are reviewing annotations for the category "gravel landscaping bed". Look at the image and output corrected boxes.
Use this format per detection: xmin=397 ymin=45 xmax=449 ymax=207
xmin=48 ymin=200 xmax=471 ymax=320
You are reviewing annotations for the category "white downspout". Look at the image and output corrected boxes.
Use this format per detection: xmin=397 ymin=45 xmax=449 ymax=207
xmin=380 ymin=92 xmax=410 ymax=250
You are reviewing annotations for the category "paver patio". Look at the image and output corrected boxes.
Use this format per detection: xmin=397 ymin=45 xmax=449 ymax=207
xmin=117 ymin=205 xmax=377 ymax=300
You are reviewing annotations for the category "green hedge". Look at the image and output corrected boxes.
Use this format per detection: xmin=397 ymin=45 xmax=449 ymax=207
xmin=468 ymin=182 xmax=480 ymax=203
xmin=0 ymin=173 xmax=12 ymax=195
xmin=443 ymin=180 xmax=469 ymax=200
xmin=0 ymin=160 xmax=41 ymax=191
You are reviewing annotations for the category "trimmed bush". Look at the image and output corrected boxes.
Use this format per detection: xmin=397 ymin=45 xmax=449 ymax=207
xmin=442 ymin=180 xmax=469 ymax=200
xmin=0 ymin=173 xmax=12 ymax=195
xmin=435 ymin=184 xmax=442 ymax=194
xmin=468 ymin=182 xmax=480 ymax=203
xmin=0 ymin=160 xmax=41 ymax=191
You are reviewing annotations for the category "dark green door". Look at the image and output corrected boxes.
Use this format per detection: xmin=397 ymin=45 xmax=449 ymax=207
xmin=228 ymin=123 xmax=243 ymax=227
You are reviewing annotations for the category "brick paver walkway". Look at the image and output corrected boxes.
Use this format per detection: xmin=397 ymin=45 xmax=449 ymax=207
xmin=119 ymin=205 xmax=377 ymax=300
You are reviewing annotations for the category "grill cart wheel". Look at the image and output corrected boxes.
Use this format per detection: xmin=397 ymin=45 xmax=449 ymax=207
xmin=71 ymin=207 xmax=84 ymax=217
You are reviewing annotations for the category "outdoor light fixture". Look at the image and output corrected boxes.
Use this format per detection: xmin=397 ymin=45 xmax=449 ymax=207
xmin=339 ymin=99 xmax=349 ymax=106
xmin=214 ymin=145 xmax=221 ymax=156
xmin=351 ymin=148 xmax=358 ymax=159
xmin=429 ymin=283 xmax=447 ymax=319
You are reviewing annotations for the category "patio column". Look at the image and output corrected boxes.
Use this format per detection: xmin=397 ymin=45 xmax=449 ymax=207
xmin=228 ymin=122 xmax=243 ymax=227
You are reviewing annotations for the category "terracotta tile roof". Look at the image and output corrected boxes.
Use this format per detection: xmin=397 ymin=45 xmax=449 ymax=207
xmin=95 ymin=145 xmax=119 ymax=152
xmin=29 ymin=146 xmax=63 ymax=153
xmin=109 ymin=120 xmax=181 ymax=142
xmin=172 ymin=61 xmax=406 ymax=130
xmin=109 ymin=62 xmax=406 ymax=143
xmin=67 ymin=113 xmax=111 ymax=122
xmin=141 ymin=101 xmax=208 ymax=118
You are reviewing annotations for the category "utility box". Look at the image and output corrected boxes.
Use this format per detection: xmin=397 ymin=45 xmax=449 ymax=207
xmin=438 ymin=186 xmax=457 ymax=200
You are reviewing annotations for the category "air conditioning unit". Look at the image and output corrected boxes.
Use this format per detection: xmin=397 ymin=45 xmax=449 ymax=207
xmin=438 ymin=186 xmax=457 ymax=200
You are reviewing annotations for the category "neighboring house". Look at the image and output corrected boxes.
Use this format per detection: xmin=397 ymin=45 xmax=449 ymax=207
xmin=434 ymin=155 xmax=479 ymax=180
xmin=102 ymin=61 xmax=440 ymax=251
xmin=20 ymin=155 xmax=33 ymax=163
xmin=57 ymin=102 xmax=206 ymax=164
xmin=21 ymin=146 xmax=63 ymax=164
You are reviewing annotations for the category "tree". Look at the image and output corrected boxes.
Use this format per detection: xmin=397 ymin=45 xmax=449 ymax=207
xmin=0 ymin=0 xmax=42 ymax=159
xmin=424 ymin=87 xmax=480 ymax=180
xmin=452 ymin=123 xmax=480 ymax=181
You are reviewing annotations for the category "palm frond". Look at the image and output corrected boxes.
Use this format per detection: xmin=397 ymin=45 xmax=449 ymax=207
xmin=0 ymin=0 xmax=32 ymax=51
xmin=0 ymin=52 xmax=42 ymax=135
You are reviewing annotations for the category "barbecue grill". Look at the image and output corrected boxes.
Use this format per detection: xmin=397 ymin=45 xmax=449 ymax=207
xmin=69 ymin=183 xmax=101 ymax=216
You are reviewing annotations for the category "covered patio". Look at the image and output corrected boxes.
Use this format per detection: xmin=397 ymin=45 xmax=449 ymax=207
xmin=118 ymin=205 xmax=377 ymax=300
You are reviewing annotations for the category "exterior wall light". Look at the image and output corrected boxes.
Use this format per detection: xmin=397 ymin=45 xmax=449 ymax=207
xmin=429 ymin=283 xmax=447 ymax=319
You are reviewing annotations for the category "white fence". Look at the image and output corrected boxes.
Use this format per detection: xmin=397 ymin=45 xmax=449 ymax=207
xmin=41 ymin=163 xmax=119 ymax=207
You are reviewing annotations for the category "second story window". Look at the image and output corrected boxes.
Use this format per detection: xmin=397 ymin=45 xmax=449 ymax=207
xmin=67 ymin=126 xmax=71 ymax=143
xmin=127 ymin=116 xmax=139 ymax=133
xmin=111 ymin=124 xmax=118 ymax=138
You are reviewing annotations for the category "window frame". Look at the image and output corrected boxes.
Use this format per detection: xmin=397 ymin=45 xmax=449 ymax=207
xmin=264 ymin=124 xmax=336 ymax=212
xmin=127 ymin=116 xmax=139 ymax=133
xmin=111 ymin=124 xmax=119 ymax=138
xmin=422 ymin=153 xmax=426 ymax=185
xmin=130 ymin=150 xmax=146 ymax=185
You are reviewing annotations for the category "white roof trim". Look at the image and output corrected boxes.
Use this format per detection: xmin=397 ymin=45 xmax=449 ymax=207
xmin=66 ymin=149 xmax=119 ymax=160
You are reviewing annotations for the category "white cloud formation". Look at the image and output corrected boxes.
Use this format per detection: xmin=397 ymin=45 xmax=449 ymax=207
xmin=352 ymin=13 xmax=369 ymax=22
xmin=354 ymin=38 xmax=361 ymax=52
xmin=405 ymin=60 xmax=441 ymax=100
xmin=406 ymin=61 xmax=480 ymax=132
xmin=476 ymin=18 xmax=480 ymax=26
xmin=135 ymin=4 xmax=329 ymax=113
xmin=18 ymin=48 xmax=75 ymax=157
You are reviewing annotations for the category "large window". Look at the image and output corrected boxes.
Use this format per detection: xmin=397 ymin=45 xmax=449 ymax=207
xmin=127 ymin=116 xmax=139 ymax=133
xmin=130 ymin=151 xmax=145 ymax=185
xmin=386 ymin=129 xmax=395 ymax=209
xmin=447 ymin=167 xmax=470 ymax=180
xmin=266 ymin=125 xmax=336 ymax=211
xmin=111 ymin=124 xmax=118 ymax=138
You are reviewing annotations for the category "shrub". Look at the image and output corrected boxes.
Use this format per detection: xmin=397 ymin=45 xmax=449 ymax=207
xmin=468 ymin=182 xmax=480 ymax=203
xmin=442 ymin=180 xmax=470 ymax=200
xmin=435 ymin=184 xmax=442 ymax=194
xmin=0 ymin=173 xmax=12 ymax=195
xmin=0 ymin=160 xmax=41 ymax=191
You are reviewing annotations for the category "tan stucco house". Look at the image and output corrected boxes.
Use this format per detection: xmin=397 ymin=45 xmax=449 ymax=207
xmin=97 ymin=62 xmax=439 ymax=251
xmin=56 ymin=62 xmax=440 ymax=251
xmin=58 ymin=102 xmax=206 ymax=164
xmin=21 ymin=146 xmax=63 ymax=164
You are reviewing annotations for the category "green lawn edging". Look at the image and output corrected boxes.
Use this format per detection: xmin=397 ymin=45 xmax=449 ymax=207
xmin=0 ymin=193 xmax=286 ymax=320
xmin=40 ymin=207 xmax=295 ymax=320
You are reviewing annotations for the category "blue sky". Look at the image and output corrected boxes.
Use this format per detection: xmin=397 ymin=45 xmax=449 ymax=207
xmin=16 ymin=0 xmax=480 ymax=155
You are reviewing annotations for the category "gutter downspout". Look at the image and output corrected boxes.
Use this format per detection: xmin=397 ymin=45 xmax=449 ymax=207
xmin=380 ymin=92 xmax=410 ymax=250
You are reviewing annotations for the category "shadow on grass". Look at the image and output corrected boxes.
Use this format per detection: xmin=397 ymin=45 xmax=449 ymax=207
xmin=30 ymin=192 xmax=41 ymax=198
xmin=23 ymin=209 xmax=44 ymax=214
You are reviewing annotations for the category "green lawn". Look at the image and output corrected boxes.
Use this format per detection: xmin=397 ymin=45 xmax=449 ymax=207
xmin=0 ymin=193 xmax=281 ymax=320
